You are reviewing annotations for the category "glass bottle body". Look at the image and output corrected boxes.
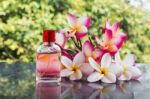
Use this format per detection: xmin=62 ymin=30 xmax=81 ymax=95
xmin=36 ymin=43 xmax=61 ymax=82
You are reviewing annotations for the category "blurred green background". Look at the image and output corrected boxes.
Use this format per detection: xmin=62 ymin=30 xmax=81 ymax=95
xmin=0 ymin=0 xmax=150 ymax=63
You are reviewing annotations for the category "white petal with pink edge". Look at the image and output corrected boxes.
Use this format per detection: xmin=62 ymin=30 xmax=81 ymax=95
xmin=101 ymin=72 xmax=116 ymax=83
xmin=82 ymin=41 xmax=94 ymax=57
xmin=115 ymin=51 xmax=122 ymax=64
xmin=67 ymin=13 xmax=77 ymax=26
xmin=87 ymin=72 xmax=104 ymax=82
xmin=110 ymin=62 xmax=123 ymax=78
xmin=73 ymin=52 xmax=85 ymax=66
xmin=56 ymin=33 xmax=66 ymax=47
xmin=112 ymin=22 xmax=119 ymax=33
xmin=105 ymin=20 xmax=111 ymax=29
xmin=88 ymin=57 xmax=100 ymax=71
xmin=61 ymin=56 xmax=73 ymax=69
xmin=123 ymin=54 xmax=136 ymax=67
xmin=80 ymin=63 xmax=94 ymax=76
xmin=78 ymin=16 xmax=91 ymax=28
xmin=70 ymin=70 xmax=82 ymax=80
xmin=101 ymin=53 xmax=111 ymax=68
xmin=128 ymin=66 xmax=142 ymax=80
xmin=78 ymin=25 xmax=88 ymax=33
xmin=104 ymin=29 xmax=113 ymax=40
xmin=61 ymin=69 xmax=73 ymax=77
xmin=111 ymin=35 xmax=124 ymax=49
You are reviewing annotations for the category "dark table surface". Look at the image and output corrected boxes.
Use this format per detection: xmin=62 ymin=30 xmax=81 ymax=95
xmin=0 ymin=62 xmax=150 ymax=99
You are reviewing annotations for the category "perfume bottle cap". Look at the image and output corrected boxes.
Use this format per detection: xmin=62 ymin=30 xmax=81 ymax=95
xmin=43 ymin=30 xmax=55 ymax=45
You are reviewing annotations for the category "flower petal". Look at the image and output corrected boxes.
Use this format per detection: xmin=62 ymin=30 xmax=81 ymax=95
xmin=67 ymin=13 xmax=77 ymax=26
xmin=123 ymin=54 xmax=136 ymax=67
xmin=112 ymin=22 xmax=119 ymax=33
xmin=82 ymin=40 xmax=94 ymax=57
xmin=70 ymin=70 xmax=82 ymax=80
xmin=78 ymin=16 xmax=91 ymax=28
xmin=115 ymin=51 xmax=122 ymax=64
xmin=110 ymin=62 xmax=123 ymax=78
xmin=101 ymin=53 xmax=112 ymax=67
xmin=128 ymin=66 xmax=142 ymax=80
xmin=61 ymin=69 xmax=73 ymax=77
xmin=105 ymin=20 xmax=111 ymax=29
xmin=73 ymin=52 xmax=85 ymax=66
xmin=88 ymin=57 xmax=100 ymax=71
xmin=80 ymin=63 xmax=94 ymax=76
xmin=104 ymin=29 xmax=113 ymax=40
xmin=118 ymin=71 xmax=132 ymax=81
xmin=101 ymin=72 xmax=116 ymax=83
xmin=79 ymin=25 xmax=88 ymax=33
xmin=56 ymin=33 xmax=66 ymax=47
xmin=92 ymin=48 xmax=103 ymax=62
xmin=87 ymin=72 xmax=103 ymax=82
xmin=75 ymin=32 xmax=87 ymax=39
xmin=61 ymin=56 xmax=73 ymax=69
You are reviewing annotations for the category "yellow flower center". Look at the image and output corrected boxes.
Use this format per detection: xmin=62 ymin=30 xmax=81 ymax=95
xmin=123 ymin=66 xmax=127 ymax=75
xmin=70 ymin=25 xmax=81 ymax=32
xmin=71 ymin=65 xmax=80 ymax=73
xmin=102 ymin=41 xmax=114 ymax=51
xmin=99 ymin=67 xmax=108 ymax=76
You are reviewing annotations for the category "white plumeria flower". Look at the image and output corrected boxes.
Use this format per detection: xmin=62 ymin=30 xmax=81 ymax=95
xmin=61 ymin=52 xmax=85 ymax=80
xmin=115 ymin=52 xmax=142 ymax=80
xmin=87 ymin=53 xmax=116 ymax=83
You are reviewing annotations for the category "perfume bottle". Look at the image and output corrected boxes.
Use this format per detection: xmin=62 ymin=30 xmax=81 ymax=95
xmin=36 ymin=30 xmax=61 ymax=82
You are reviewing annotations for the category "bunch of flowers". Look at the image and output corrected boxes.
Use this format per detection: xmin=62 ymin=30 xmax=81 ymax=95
xmin=56 ymin=14 xmax=142 ymax=83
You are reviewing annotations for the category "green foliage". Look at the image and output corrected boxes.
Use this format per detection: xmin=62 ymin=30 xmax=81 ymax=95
xmin=0 ymin=0 xmax=150 ymax=63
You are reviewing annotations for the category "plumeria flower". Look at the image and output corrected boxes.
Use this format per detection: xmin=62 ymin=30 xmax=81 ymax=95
xmin=61 ymin=52 xmax=85 ymax=80
xmin=94 ymin=35 xmax=118 ymax=55
xmin=115 ymin=52 xmax=142 ymax=80
xmin=94 ymin=20 xmax=126 ymax=55
xmin=80 ymin=40 xmax=104 ymax=76
xmin=87 ymin=53 xmax=116 ymax=83
xmin=66 ymin=13 xmax=91 ymax=39
xmin=82 ymin=40 xmax=103 ymax=62
xmin=102 ymin=20 xmax=127 ymax=49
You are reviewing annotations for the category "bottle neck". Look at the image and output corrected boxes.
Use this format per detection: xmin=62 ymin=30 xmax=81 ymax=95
xmin=43 ymin=42 xmax=55 ymax=46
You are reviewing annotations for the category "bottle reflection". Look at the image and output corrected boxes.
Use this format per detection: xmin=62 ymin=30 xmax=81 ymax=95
xmin=36 ymin=82 xmax=61 ymax=99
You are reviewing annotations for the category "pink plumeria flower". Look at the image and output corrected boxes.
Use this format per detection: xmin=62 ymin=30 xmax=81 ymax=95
xmin=115 ymin=52 xmax=142 ymax=80
xmin=61 ymin=52 xmax=85 ymax=80
xmin=94 ymin=35 xmax=118 ymax=55
xmin=80 ymin=40 xmax=104 ymax=77
xmin=87 ymin=53 xmax=116 ymax=83
xmin=102 ymin=20 xmax=127 ymax=49
xmin=66 ymin=13 xmax=91 ymax=39
xmin=82 ymin=40 xmax=103 ymax=62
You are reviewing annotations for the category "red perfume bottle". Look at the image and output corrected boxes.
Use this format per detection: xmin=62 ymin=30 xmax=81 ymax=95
xmin=36 ymin=30 xmax=61 ymax=82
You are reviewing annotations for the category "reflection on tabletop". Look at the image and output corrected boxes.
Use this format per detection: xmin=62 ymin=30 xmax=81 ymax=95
xmin=35 ymin=79 xmax=145 ymax=99
xmin=0 ymin=62 xmax=150 ymax=99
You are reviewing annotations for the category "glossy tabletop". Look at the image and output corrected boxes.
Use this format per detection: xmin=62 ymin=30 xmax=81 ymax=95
xmin=0 ymin=62 xmax=150 ymax=99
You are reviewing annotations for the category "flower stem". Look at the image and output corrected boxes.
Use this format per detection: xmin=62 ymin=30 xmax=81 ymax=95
xmin=71 ymin=37 xmax=81 ymax=50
